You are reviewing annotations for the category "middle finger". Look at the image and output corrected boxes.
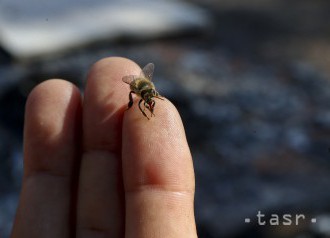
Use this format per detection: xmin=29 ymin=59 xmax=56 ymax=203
xmin=76 ymin=57 xmax=141 ymax=237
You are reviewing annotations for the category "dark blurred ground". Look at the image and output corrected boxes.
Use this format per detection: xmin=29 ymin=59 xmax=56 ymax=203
xmin=1 ymin=0 xmax=330 ymax=237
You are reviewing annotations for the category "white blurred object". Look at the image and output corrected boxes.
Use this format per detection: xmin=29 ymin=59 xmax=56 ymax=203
xmin=311 ymin=214 xmax=330 ymax=236
xmin=0 ymin=0 xmax=210 ymax=59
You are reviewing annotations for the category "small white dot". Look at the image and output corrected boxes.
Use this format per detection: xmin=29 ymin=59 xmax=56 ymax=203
xmin=311 ymin=218 xmax=317 ymax=223
xmin=245 ymin=218 xmax=251 ymax=223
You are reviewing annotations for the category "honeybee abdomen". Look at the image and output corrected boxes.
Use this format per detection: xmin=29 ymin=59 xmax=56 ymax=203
xmin=131 ymin=78 xmax=154 ymax=93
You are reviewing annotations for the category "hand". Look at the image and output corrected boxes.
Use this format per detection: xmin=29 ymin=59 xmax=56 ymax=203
xmin=10 ymin=57 xmax=197 ymax=238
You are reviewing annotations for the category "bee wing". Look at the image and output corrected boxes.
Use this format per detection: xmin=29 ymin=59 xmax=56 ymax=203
xmin=122 ymin=75 xmax=137 ymax=85
xmin=140 ymin=63 xmax=154 ymax=81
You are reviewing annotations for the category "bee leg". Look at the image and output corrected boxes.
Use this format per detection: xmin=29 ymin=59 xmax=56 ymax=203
xmin=150 ymin=101 xmax=156 ymax=117
xmin=126 ymin=91 xmax=134 ymax=110
xmin=155 ymin=95 xmax=164 ymax=100
xmin=144 ymin=101 xmax=155 ymax=117
xmin=139 ymin=99 xmax=149 ymax=120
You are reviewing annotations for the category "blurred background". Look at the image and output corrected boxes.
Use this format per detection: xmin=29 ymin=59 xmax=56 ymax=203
xmin=1 ymin=0 xmax=330 ymax=237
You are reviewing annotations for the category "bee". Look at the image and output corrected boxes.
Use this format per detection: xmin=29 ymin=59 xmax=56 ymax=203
xmin=122 ymin=63 xmax=164 ymax=119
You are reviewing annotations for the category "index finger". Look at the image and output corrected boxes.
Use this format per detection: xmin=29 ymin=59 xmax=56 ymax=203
xmin=122 ymin=98 xmax=197 ymax=237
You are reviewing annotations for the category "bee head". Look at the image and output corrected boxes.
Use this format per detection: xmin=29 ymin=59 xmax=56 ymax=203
xmin=142 ymin=89 xmax=159 ymax=113
xmin=144 ymin=97 xmax=155 ymax=112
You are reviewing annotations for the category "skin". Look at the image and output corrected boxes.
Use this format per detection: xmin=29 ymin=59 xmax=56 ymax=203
xmin=10 ymin=57 xmax=197 ymax=238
